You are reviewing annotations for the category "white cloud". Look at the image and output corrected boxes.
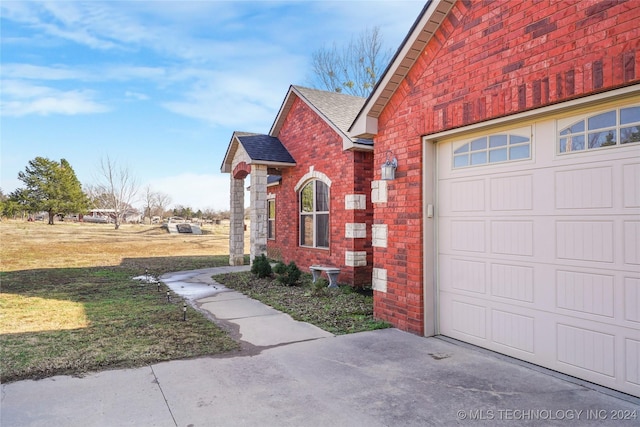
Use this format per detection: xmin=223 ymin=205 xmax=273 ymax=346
xmin=1 ymin=64 xmax=89 ymax=80
xmin=1 ymin=1 xmax=143 ymax=51
xmin=0 ymin=80 xmax=109 ymax=116
xmin=125 ymin=91 xmax=149 ymax=101
xmin=146 ymin=173 xmax=235 ymax=212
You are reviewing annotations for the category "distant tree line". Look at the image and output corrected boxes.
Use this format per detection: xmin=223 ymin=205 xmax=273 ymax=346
xmin=1 ymin=156 xmax=230 ymax=227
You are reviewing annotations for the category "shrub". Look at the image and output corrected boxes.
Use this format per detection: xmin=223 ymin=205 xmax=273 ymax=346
xmin=251 ymin=254 xmax=272 ymax=278
xmin=273 ymin=261 xmax=287 ymax=275
xmin=276 ymin=261 xmax=302 ymax=286
xmin=310 ymin=277 xmax=330 ymax=295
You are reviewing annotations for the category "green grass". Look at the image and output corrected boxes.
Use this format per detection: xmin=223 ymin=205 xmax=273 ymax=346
xmin=0 ymin=256 xmax=241 ymax=382
xmin=213 ymin=271 xmax=391 ymax=335
xmin=1 ymin=222 xmax=387 ymax=382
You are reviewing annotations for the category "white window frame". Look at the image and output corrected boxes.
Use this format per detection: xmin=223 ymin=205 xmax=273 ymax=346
xmin=452 ymin=127 xmax=532 ymax=169
xmin=299 ymin=180 xmax=329 ymax=249
xmin=267 ymin=198 xmax=275 ymax=240
xmin=557 ymin=104 xmax=640 ymax=154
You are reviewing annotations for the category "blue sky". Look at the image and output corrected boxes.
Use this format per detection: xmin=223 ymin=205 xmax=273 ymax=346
xmin=1 ymin=1 xmax=424 ymax=211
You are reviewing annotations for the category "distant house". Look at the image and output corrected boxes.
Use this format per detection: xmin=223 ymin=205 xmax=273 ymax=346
xmin=84 ymin=208 xmax=141 ymax=224
xmin=222 ymin=0 xmax=640 ymax=397
xmin=82 ymin=209 xmax=113 ymax=223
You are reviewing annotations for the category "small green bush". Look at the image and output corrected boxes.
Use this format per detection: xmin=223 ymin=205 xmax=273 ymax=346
xmin=310 ymin=277 xmax=330 ymax=295
xmin=251 ymin=254 xmax=272 ymax=278
xmin=273 ymin=261 xmax=287 ymax=275
xmin=276 ymin=261 xmax=302 ymax=286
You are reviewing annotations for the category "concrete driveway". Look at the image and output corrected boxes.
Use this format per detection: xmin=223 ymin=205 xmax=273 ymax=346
xmin=2 ymin=267 xmax=638 ymax=426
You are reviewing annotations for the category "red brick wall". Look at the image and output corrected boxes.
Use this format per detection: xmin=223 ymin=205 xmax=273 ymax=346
xmin=374 ymin=0 xmax=640 ymax=334
xmin=267 ymin=96 xmax=374 ymax=286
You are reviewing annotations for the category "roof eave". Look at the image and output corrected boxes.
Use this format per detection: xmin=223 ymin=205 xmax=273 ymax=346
xmin=220 ymin=133 xmax=242 ymax=173
xmin=345 ymin=140 xmax=374 ymax=152
xmin=269 ymin=85 xmax=297 ymax=137
xmin=349 ymin=0 xmax=455 ymax=138
xmin=248 ymin=160 xmax=297 ymax=168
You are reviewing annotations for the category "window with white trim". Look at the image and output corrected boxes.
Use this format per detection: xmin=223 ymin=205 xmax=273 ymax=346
xmin=453 ymin=130 xmax=531 ymax=168
xmin=267 ymin=199 xmax=275 ymax=240
xmin=299 ymin=180 xmax=329 ymax=248
xmin=558 ymin=105 xmax=640 ymax=153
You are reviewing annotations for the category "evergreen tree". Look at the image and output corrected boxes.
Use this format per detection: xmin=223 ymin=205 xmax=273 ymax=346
xmin=14 ymin=157 xmax=90 ymax=224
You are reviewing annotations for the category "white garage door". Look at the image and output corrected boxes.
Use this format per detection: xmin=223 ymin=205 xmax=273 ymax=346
xmin=437 ymin=103 xmax=640 ymax=397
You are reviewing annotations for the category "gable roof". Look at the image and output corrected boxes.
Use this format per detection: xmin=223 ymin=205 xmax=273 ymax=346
xmin=271 ymin=85 xmax=373 ymax=151
xmin=236 ymin=133 xmax=296 ymax=164
xmin=350 ymin=0 xmax=454 ymax=138
xmin=220 ymin=131 xmax=296 ymax=173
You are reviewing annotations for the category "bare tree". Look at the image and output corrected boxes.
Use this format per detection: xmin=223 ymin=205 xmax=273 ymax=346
xmin=154 ymin=192 xmax=172 ymax=221
xmin=95 ymin=156 xmax=138 ymax=230
xmin=309 ymin=26 xmax=392 ymax=97
xmin=141 ymin=185 xmax=172 ymax=224
xmin=142 ymin=185 xmax=157 ymax=224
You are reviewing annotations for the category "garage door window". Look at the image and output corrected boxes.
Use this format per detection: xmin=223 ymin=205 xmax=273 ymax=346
xmin=453 ymin=132 xmax=531 ymax=168
xmin=559 ymin=105 xmax=640 ymax=153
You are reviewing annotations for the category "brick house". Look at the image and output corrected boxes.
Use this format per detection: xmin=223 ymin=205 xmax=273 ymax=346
xmin=221 ymin=85 xmax=375 ymax=286
xmin=222 ymin=0 xmax=639 ymax=396
xmin=348 ymin=0 xmax=639 ymax=396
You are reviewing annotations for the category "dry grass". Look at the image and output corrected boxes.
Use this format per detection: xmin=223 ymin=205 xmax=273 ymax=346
xmin=0 ymin=220 xmax=249 ymax=382
xmin=0 ymin=220 xmax=239 ymax=271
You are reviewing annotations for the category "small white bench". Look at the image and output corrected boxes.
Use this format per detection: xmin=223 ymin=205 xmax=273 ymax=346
xmin=310 ymin=265 xmax=341 ymax=288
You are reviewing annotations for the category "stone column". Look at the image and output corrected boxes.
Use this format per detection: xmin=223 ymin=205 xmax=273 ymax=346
xmin=229 ymin=176 xmax=245 ymax=266
xmin=249 ymin=165 xmax=268 ymax=263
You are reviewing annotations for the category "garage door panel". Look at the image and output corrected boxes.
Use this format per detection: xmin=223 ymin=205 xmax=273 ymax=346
xmin=491 ymin=309 xmax=535 ymax=353
xmin=451 ymin=179 xmax=485 ymax=211
xmin=490 ymin=174 xmax=533 ymax=211
xmin=440 ymin=291 xmax=551 ymax=360
xmin=555 ymin=320 xmax=640 ymax=393
xmin=624 ymin=277 xmax=640 ymax=324
xmin=626 ymin=339 xmax=640 ymax=386
xmin=623 ymin=221 xmax=640 ymax=265
xmin=623 ymin=163 xmax=640 ymax=208
xmin=556 ymin=270 xmax=615 ymax=318
xmin=555 ymin=166 xmax=614 ymax=209
xmin=451 ymin=299 xmax=487 ymax=339
xmin=556 ymin=220 xmax=614 ymax=263
xmin=451 ymin=220 xmax=485 ymax=252
xmin=437 ymin=112 xmax=640 ymax=396
xmin=490 ymin=220 xmax=534 ymax=256
xmin=449 ymin=258 xmax=486 ymax=293
xmin=557 ymin=323 xmax=616 ymax=377
xmin=442 ymin=289 xmax=640 ymax=394
xmin=490 ymin=262 xmax=534 ymax=302
xmin=441 ymin=217 xmax=554 ymax=261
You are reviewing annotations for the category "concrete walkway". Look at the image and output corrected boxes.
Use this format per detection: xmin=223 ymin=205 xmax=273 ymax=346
xmin=160 ymin=266 xmax=334 ymax=348
xmin=2 ymin=267 xmax=638 ymax=426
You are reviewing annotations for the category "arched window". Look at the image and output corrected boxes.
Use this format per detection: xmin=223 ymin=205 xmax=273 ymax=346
xmin=299 ymin=180 xmax=329 ymax=248
xmin=558 ymin=105 xmax=640 ymax=153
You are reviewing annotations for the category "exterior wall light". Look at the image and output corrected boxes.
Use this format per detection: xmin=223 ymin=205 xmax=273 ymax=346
xmin=381 ymin=150 xmax=398 ymax=181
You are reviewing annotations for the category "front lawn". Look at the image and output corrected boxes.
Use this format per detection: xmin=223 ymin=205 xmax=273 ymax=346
xmin=0 ymin=256 xmax=240 ymax=383
xmin=213 ymin=271 xmax=391 ymax=335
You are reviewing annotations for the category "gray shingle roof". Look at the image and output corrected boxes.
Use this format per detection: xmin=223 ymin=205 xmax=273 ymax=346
xmin=293 ymin=85 xmax=366 ymax=135
xmin=237 ymin=134 xmax=295 ymax=164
